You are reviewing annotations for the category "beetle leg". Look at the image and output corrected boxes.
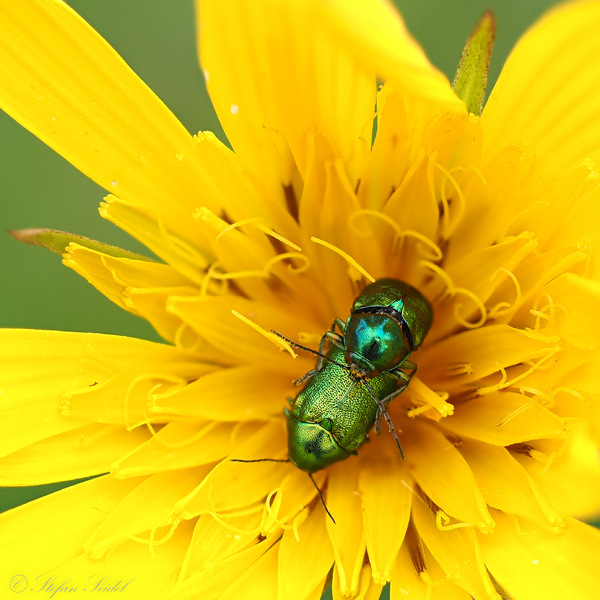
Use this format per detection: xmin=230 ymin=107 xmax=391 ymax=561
xmin=293 ymin=368 xmax=319 ymax=385
xmin=332 ymin=317 xmax=347 ymax=335
xmin=362 ymin=379 xmax=406 ymax=459
xmin=387 ymin=364 xmax=416 ymax=385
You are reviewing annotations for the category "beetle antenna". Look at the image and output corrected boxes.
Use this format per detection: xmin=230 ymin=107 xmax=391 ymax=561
xmin=271 ymin=330 xmax=350 ymax=371
xmin=361 ymin=379 xmax=405 ymax=459
xmin=308 ymin=472 xmax=336 ymax=525
xmin=230 ymin=458 xmax=290 ymax=464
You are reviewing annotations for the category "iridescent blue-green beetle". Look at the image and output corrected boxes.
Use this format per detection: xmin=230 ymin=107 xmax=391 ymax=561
xmin=283 ymin=278 xmax=433 ymax=473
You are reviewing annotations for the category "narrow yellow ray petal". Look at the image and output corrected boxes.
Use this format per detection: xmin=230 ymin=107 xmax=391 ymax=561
xmin=167 ymin=295 xmax=319 ymax=366
xmin=404 ymin=421 xmax=493 ymax=531
xmin=262 ymin=468 xmax=322 ymax=536
xmin=515 ymin=422 xmax=600 ymax=520
xmin=0 ymin=329 xmax=201 ymax=457
xmin=196 ymin=0 xmax=298 ymax=196
xmin=412 ymin=500 xmax=499 ymax=600
xmin=358 ymin=438 xmax=412 ymax=586
xmin=0 ymin=0 xmax=220 ymax=215
xmin=443 ymin=392 xmax=566 ymax=446
xmin=177 ymin=421 xmax=289 ymax=517
xmin=99 ymin=195 xmax=211 ymax=285
xmin=0 ymin=424 xmax=148 ymax=485
xmin=277 ymin=503 xmax=334 ymax=600
xmin=56 ymin=520 xmax=193 ymax=599
xmin=420 ymin=325 xmax=559 ymax=388
xmin=332 ymin=562 xmax=381 ymax=600
xmin=390 ymin=543 xmax=473 ymax=600
xmin=84 ymin=468 xmax=208 ymax=560
xmin=179 ymin=513 xmax=259 ymax=581
xmin=460 ymin=440 xmax=563 ymax=529
xmin=480 ymin=511 xmax=600 ymax=600
xmin=198 ymin=0 xmax=376 ymax=186
xmin=482 ymin=0 xmax=600 ymax=177
xmin=152 ymin=365 xmax=293 ymax=422
xmin=167 ymin=538 xmax=278 ymax=600
xmin=112 ymin=421 xmax=259 ymax=478
xmin=542 ymin=273 xmax=600 ymax=350
xmin=63 ymin=243 xmax=198 ymax=343
xmin=321 ymin=0 xmax=463 ymax=111
xmin=326 ymin=459 xmax=367 ymax=598
xmin=217 ymin=544 xmax=279 ymax=600
xmin=0 ymin=475 xmax=140 ymax=576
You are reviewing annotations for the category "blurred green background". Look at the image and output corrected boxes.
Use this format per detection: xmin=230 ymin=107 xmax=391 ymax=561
xmin=0 ymin=0 xmax=574 ymax=595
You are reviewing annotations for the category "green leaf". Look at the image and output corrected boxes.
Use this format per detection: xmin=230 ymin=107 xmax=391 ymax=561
xmin=8 ymin=228 xmax=154 ymax=261
xmin=452 ymin=10 xmax=496 ymax=116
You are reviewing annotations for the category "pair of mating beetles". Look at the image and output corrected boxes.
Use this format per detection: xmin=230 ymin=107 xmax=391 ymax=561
xmin=281 ymin=278 xmax=433 ymax=473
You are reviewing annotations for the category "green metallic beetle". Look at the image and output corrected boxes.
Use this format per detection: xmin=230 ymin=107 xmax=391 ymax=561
xmin=283 ymin=278 xmax=433 ymax=473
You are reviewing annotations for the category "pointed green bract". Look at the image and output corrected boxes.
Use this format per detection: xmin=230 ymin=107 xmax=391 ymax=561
xmin=8 ymin=228 xmax=154 ymax=261
xmin=452 ymin=10 xmax=496 ymax=115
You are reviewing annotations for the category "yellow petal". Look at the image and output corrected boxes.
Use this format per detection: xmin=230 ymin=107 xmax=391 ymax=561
xmin=326 ymin=458 xmax=367 ymax=597
xmin=62 ymin=243 xmax=197 ymax=343
xmin=277 ymin=503 xmax=334 ymax=600
xmin=55 ymin=520 xmax=192 ymax=599
xmin=332 ymin=562 xmax=381 ymax=600
xmin=515 ymin=421 xmax=600 ymax=520
xmin=542 ymin=273 xmax=600 ymax=351
xmin=460 ymin=440 xmax=563 ymax=529
xmin=217 ymin=544 xmax=279 ymax=600
xmin=112 ymin=421 xmax=260 ymax=478
xmin=176 ymin=420 xmax=289 ymax=517
xmin=480 ymin=510 xmax=600 ymax=600
xmin=482 ymin=0 xmax=600 ymax=177
xmin=320 ymin=0 xmax=462 ymax=112
xmin=152 ymin=366 xmax=291 ymax=422
xmin=404 ymin=421 xmax=493 ymax=531
xmin=390 ymin=543 xmax=472 ymax=600
xmin=420 ymin=325 xmax=559 ymax=388
xmin=0 ymin=0 xmax=221 ymax=224
xmin=0 ymin=475 xmax=139 ymax=576
xmin=358 ymin=437 xmax=412 ymax=585
xmin=0 ymin=329 xmax=200 ymax=456
xmin=84 ymin=468 xmax=208 ymax=560
xmin=179 ymin=512 xmax=259 ymax=580
xmin=167 ymin=537 xmax=278 ymax=600
xmin=443 ymin=392 xmax=567 ymax=446
xmin=0 ymin=424 xmax=148 ymax=485
xmin=412 ymin=499 xmax=499 ymax=600
xmin=167 ymin=294 xmax=318 ymax=367
xmin=197 ymin=0 xmax=376 ymax=186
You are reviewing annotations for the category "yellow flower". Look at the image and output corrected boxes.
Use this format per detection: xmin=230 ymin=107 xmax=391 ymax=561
xmin=2 ymin=1 xmax=600 ymax=599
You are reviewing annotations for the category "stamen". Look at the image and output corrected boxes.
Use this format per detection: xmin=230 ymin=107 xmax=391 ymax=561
xmin=231 ymin=310 xmax=297 ymax=358
xmin=348 ymin=209 xmax=402 ymax=239
xmin=435 ymin=510 xmax=474 ymax=531
xmin=215 ymin=216 xmax=302 ymax=252
xmin=434 ymin=162 xmax=467 ymax=238
xmin=487 ymin=267 xmax=523 ymax=319
xmin=310 ymin=236 xmax=375 ymax=282
xmin=207 ymin=508 xmax=263 ymax=536
xmin=125 ymin=519 xmax=181 ymax=549
xmin=173 ymin=322 xmax=204 ymax=351
xmin=263 ymin=252 xmax=310 ymax=275
xmin=408 ymin=378 xmax=454 ymax=418
xmin=453 ymin=287 xmax=487 ymax=328
xmin=200 ymin=264 xmax=230 ymax=297
xmin=157 ymin=207 xmax=208 ymax=269
xmin=400 ymin=230 xmax=443 ymax=262
xmin=477 ymin=350 xmax=560 ymax=395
